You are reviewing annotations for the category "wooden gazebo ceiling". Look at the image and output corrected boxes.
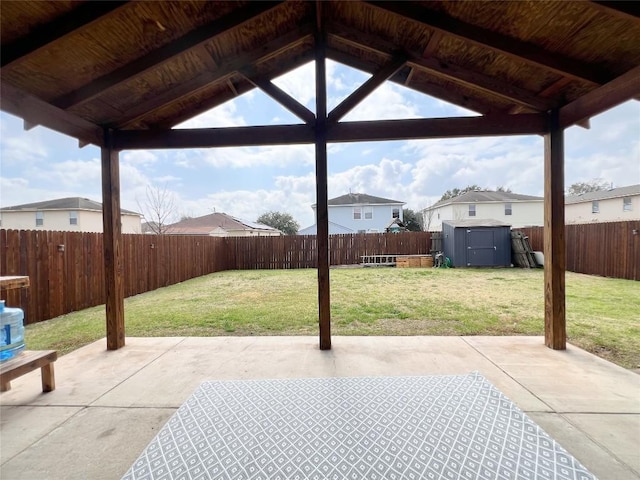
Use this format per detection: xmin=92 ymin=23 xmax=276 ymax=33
xmin=1 ymin=1 xmax=639 ymax=147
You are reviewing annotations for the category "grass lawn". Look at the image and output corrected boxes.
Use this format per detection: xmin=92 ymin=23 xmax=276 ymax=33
xmin=25 ymin=268 xmax=640 ymax=369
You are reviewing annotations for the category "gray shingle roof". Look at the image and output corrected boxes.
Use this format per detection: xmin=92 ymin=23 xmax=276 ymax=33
xmin=429 ymin=191 xmax=543 ymax=209
xmin=565 ymin=184 xmax=640 ymax=204
xmin=0 ymin=197 xmax=140 ymax=215
xmin=326 ymin=193 xmax=405 ymax=206
xmin=165 ymin=213 xmax=279 ymax=234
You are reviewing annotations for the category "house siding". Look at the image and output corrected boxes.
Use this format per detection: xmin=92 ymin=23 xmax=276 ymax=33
xmin=424 ymin=201 xmax=543 ymax=231
xmin=312 ymin=204 xmax=403 ymax=233
xmin=0 ymin=210 xmax=141 ymax=233
xmin=565 ymin=194 xmax=640 ymax=224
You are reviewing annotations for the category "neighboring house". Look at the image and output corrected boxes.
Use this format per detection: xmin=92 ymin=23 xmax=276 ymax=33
xmin=0 ymin=197 xmax=142 ymax=233
xmin=422 ymin=191 xmax=544 ymax=231
xmin=164 ymin=212 xmax=282 ymax=237
xmin=298 ymin=193 xmax=405 ymax=234
xmin=565 ymin=184 xmax=640 ymax=224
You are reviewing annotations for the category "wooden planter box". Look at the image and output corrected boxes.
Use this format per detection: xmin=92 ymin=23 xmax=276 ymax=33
xmin=396 ymin=256 xmax=410 ymax=268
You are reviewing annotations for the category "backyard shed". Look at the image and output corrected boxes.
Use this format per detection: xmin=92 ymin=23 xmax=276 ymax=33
xmin=442 ymin=220 xmax=512 ymax=268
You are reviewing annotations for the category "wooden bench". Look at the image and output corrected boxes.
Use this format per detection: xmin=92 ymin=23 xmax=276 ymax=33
xmin=0 ymin=350 xmax=57 ymax=393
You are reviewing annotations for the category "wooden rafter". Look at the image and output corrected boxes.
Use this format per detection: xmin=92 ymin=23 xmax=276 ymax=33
xmin=0 ymin=82 xmax=103 ymax=147
xmin=112 ymin=26 xmax=314 ymax=129
xmin=590 ymin=1 xmax=640 ymax=23
xmin=326 ymin=48 xmax=496 ymax=115
xmin=366 ymin=1 xmax=609 ymax=85
xmin=559 ymin=65 xmax=640 ymax=128
xmin=327 ymin=22 xmax=555 ymax=112
xmin=52 ymin=1 xmax=282 ymax=110
xmin=242 ymin=70 xmax=316 ymax=124
xmin=327 ymin=55 xmax=407 ymax=123
xmin=1 ymin=2 xmax=129 ymax=68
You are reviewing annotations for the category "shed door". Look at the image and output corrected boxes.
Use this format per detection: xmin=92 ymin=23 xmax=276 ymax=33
xmin=466 ymin=229 xmax=496 ymax=266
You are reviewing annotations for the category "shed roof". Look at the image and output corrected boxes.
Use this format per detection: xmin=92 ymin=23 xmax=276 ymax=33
xmin=1 ymin=1 xmax=638 ymax=148
xmin=0 ymin=197 xmax=140 ymax=215
xmin=565 ymin=184 xmax=640 ymax=204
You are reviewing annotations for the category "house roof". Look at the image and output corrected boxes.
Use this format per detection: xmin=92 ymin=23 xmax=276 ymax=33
xmin=428 ymin=191 xmax=543 ymax=209
xmin=565 ymin=184 xmax=640 ymax=204
xmin=443 ymin=219 xmax=511 ymax=228
xmin=298 ymin=221 xmax=354 ymax=235
xmin=0 ymin=197 xmax=140 ymax=215
xmin=165 ymin=212 xmax=280 ymax=235
xmin=1 ymin=2 xmax=638 ymax=149
xmin=326 ymin=193 xmax=405 ymax=206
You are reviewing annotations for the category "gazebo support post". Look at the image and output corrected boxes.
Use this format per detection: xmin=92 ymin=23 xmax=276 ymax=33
xmin=101 ymin=129 xmax=125 ymax=350
xmin=543 ymin=110 xmax=566 ymax=349
xmin=315 ymin=35 xmax=331 ymax=350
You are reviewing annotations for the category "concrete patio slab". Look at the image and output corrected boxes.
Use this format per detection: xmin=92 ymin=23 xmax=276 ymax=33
xmin=1 ymin=335 xmax=638 ymax=479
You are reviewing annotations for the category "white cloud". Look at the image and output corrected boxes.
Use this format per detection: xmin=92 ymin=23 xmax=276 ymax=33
xmin=175 ymin=101 xmax=247 ymax=129
xmin=201 ymin=144 xmax=314 ymax=169
xmin=122 ymin=150 xmax=159 ymax=166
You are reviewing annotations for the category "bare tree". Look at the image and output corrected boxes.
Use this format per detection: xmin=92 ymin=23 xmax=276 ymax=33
xmin=137 ymin=184 xmax=177 ymax=234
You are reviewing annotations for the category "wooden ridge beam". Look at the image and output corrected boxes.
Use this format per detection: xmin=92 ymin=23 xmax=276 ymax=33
xmin=52 ymin=1 xmax=282 ymax=110
xmin=242 ymin=70 xmax=316 ymax=124
xmin=326 ymin=48 xmax=496 ymax=115
xmin=327 ymin=55 xmax=407 ymax=123
xmin=327 ymin=114 xmax=548 ymax=143
xmin=327 ymin=22 xmax=556 ymax=112
xmin=0 ymin=82 xmax=103 ymax=147
xmin=112 ymin=26 xmax=314 ymax=129
xmin=365 ymin=1 xmax=609 ymax=85
xmin=1 ymin=2 xmax=128 ymax=68
xmin=559 ymin=65 xmax=640 ymax=129
xmin=112 ymin=124 xmax=314 ymax=150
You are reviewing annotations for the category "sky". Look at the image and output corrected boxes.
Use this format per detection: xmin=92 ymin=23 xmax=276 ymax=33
xmin=1 ymin=59 xmax=639 ymax=230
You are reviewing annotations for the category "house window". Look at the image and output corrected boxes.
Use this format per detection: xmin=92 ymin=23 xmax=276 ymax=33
xmin=623 ymin=197 xmax=632 ymax=211
xmin=392 ymin=208 xmax=400 ymax=219
xmin=364 ymin=207 xmax=373 ymax=219
xmin=469 ymin=204 xmax=476 ymax=217
xmin=36 ymin=211 xmax=44 ymax=226
xmin=592 ymin=200 xmax=599 ymax=213
xmin=353 ymin=207 xmax=362 ymax=220
xmin=357 ymin=229 xmax=366 ymax=234
xmin=504 ymin=203 xmax=512 ymax=216
xmin=69 ymin=211 xmax=78 ymax=225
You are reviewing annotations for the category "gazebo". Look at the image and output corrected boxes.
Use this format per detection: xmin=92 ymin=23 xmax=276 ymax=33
xmin=2 ymin=0 xmax=639 ymax=353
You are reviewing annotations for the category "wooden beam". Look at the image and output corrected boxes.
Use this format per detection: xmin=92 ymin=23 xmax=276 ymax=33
xmin=327 ymin=55 xmax=407 ymax=123
xmin=326 ymin=48 xmax=496 ymax=115
xmin=327 ymin=22 xmax=556 ymax=112
xmin=315 ymin=33 xmax=331 ymax=351
xmin=559 ymin=65 xmax=640 ymax=129
xmin=366 ymin=1 xmax=609 ymax=85
xmin=590 ymin=1 xmax=640 ymax=23
xmin=101 ymin=131 xmax=125 ymax=350
xmin=1 ymin=2 xmax=128 ymax=68
xmin=112 ymin=26 xmax=313 ymax=129
xmin=113 ymin=124 xmax=314 ymax=150
xmin=0 ymin=82 xmax=103 ymax=146
xmin=113 ymin=113 xmax=548 ymax=150
xmin=327 ymin=114 xmax=548 ymax=143
xmin=543 ymin=110 xmax=566 ymax=350
xmin=242 ymin=71 xmax=316 ymax=124
xmin=52 ymin=2 xmax=282 ymax=110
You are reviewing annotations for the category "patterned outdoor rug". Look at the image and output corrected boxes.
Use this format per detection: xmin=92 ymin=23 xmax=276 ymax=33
xmin=122 ymin=373 xmax=596 ymax=479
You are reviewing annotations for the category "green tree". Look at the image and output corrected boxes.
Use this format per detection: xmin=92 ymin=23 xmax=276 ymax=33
xmin=256 ymin=211 xmax=300 ymax=235
xmin=567 ymin=178 xmax=610 ymax=196
xmin=402 ymin=208 xmax=423 ymax=231
xmin=439 ymin=184 xmax=483 ymax=201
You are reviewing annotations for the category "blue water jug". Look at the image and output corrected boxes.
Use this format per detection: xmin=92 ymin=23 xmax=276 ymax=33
xmin=0 ymin=300 xmax=25 ymax=362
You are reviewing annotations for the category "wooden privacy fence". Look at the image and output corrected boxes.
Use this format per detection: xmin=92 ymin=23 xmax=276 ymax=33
xmin=0 ymin=230 xmax=431 ymax=324
xmin=517 ymin=221 xmax=639 ymax=281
